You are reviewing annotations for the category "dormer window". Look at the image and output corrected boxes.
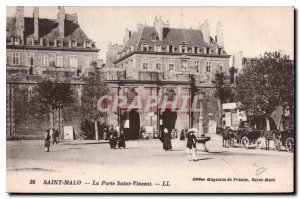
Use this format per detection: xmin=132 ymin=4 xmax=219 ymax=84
xmin=180 ymin=45 xmax=187 ymax=53
xmin=27 ymin=38 xmax=34 ymax=46
xmin=154 ymin=45 xmax=162 ymax=52
xmin=206 ymin=47 xmax=210 ymax=55
xmin=218 ymin=48 xmax=222 ymax=55
xmin=40 ymin=38 xmax=49 ymax=46
xmin=85 ymin=40 xmax=91 ymax=48
xmin=12 ymin=37 xmax=20 ymax=45
xmin=193 ymin=47 xmax=199 ymax=54
xmin=151 ymin=34 xmax=158 ymax=42
xmin=141 ymin=43 xmax=149 ymax=51
xmin=56 ymin=39 xmax=63 ymax=47
xmin=70 ymin=40 xmax=77 ymax=48
xmin=168 ymin=45 xmax=174 ymax=53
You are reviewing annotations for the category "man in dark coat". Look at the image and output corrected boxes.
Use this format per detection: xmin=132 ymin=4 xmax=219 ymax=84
xmin=118 ymin=130 xmax=126 ymax=149
xmin=186 ymin=130 xmax=197 ymax=161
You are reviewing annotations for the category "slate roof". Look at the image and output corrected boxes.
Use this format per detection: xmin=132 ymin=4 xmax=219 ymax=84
xmin=6 ymin=15 xmax=97 ymax=50
xmin=121 ymin=26 xmax=227 ymax=55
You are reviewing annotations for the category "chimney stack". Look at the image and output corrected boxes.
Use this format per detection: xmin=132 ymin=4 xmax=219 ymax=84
xmin=154 ymin=16 xmax=168 ymax=41
xmin=199 ymin=19 xmax=210 ymax=44
xmin=123 ymin=28 xmax=131 ymax=45
xmin=33 ymin=7 xmax=39 ymax=40
xmin=16 ymin=6 xmax=25 ymax=43
xmin=57 ymin=6 xmax=65 ymax=38
xmin=216 ymin=21 xmax=224 ymax=47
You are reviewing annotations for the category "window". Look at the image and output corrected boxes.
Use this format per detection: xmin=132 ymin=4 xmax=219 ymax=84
xmin=27 ymin=53 xmax=34 ymax=66
xmin=141 ymin=43 xmax=149 ymax=51
xmin=27 ymin=38 xmax=34 ymax=46
xmin=194 ymin=47 xmax=199 ymax=54
xmin=168 ymin=45 xmax=174 ymax=53
xmin=151 ymin=34 xmax=158 ymax=41
xmin=70 ymin=55 xmax=78 ymax=68
xmin=71 ymin=40 xmax=77 ymax=47
xmin=13 ymin=37 xmax=20 ymax=45
xmin=168 ymin=59 xmax=175 ymax=71
xmin=154 ymin=45 xmax=162 ymax=52
xmin=195 ymin=61 xmax=200 ymax=72
xmin=181 ymin=60 xmax=188 ymax=70
xmin=85 ymin=55 xmax=92 ymax=67
xmin=56 ymin=40 xmax=63 ymax=47
xmin=142 ymin=58 xmax=149 ymax=70
xmin=206 ymin=62 xmax=211 ymax=72
xmin=41 ymin=38 xmax=49 ymax=46
xmin=85 ymin=41 xmax=91 ymax=48
xmin=55 ymin=55 xmax=63 ymax=67
xmin=218 ymin=48 xmax=222 ymax=55
xmin=180 ymin=45 xmax=187 ymax=53
xmin=41 ymin=54 xmax=49 ymax=66
xmin=12 ymin=53 xmax=20 ymax=65
xmin=156 ymin=59 xmax=162 ymax=70
xmin=219 ymin=62 xmax=223 ymax=72
xmin=206 ymin=47 xmax=210 ymax=55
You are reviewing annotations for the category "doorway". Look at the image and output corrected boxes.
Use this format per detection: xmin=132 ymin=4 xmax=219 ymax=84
xmin=160 ymin=109 xmax=177 ymax=134
xmin=120 ymin=110 xmax=140 ymax=140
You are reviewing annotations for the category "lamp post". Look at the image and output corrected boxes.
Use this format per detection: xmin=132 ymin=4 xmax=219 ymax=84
xmin=198 ymin=92 xmax=204 ymax=135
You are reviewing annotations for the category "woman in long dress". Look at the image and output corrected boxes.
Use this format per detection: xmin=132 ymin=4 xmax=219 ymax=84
xmin=186 ymin=130 xmax=197 ymax=161
xmin=163 ymin=128 xmax=172 ymax=151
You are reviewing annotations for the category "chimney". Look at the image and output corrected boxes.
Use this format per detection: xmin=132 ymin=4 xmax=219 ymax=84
xmin=216 ymin=21 xmax=224 ymax=47
xmin=16 ymin=6 xmax=24 ymax=43
xmin=33 ymin=7 xmax=39 ymax=40
xmin=57 ymin=6 xmax=65 ymax=38
xmin=123 ymin=28 xmax=131 ymax=45
xmin=199 ymin=19 xmax=210 ymax=43
xmin=154 ymin=16 xmax=168 ymax=41
xmin=136 ymin=23 xmax=143 ymax=31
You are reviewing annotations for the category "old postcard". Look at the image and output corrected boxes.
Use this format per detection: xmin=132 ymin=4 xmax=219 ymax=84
xmin=6 ymin=6 xmax=294 ymax=193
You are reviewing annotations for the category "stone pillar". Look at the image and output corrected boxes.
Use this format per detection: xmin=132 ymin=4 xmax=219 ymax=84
xmin=198 ymin=93 xmax=204 ymax=135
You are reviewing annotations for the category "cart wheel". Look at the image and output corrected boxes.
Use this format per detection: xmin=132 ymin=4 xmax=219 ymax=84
xmin=241 ymin=137 xmax=249 ymax=149
xmin=286 ymin=137 xmax=294 ymax=152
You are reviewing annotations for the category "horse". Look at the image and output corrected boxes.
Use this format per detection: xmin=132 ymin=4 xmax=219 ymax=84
xmin=261 ymin=130 xmax=280 ymax=150
xmin=221 ymin=127 xmax=234 ymax=148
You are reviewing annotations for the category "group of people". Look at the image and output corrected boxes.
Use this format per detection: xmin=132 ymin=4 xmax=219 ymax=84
xmin=109 ymin=129 xmax=126 ymax=149
xmin=161 ymin=128 xmax=198 ymax=161
xmin=44 ymin=128 xmax=60 ymax=152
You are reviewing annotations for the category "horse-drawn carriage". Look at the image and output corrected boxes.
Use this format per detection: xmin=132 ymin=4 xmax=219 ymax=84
xmin=220 ymin=118 xmax=294 ymax=152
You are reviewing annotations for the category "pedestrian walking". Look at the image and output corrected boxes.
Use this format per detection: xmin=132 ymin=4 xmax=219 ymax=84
xmin=163 ymin=128 xmax=172 ymax=151
xmin=118 ymin=130 xmax=126 ymax=149
xmin=186 ymin=130 xmax=197 ymax=161
xmin=44 ymin=130 xmax=51 ymax=152
xmin=180 ymin=129 xmax=185 ymax=140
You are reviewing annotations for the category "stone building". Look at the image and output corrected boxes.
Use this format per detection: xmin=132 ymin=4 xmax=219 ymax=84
xmin=108 ymin=17 xmax=231 ymax=139
xmin=6 ymin=6 xmax=99 ymax=77
xmin=6 ymin=6 xmax=99 ymax=138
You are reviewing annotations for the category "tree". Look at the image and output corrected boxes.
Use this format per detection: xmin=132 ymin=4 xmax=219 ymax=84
xmin=212 ymin=71 xmax=233 ymax=124
xmin=235 ymin=52 xmax=294 ymax=121
xmin=35 ymin=79 xmax=75 ymax=130
xmin=81 ymin=73 xmax=110 ymax=140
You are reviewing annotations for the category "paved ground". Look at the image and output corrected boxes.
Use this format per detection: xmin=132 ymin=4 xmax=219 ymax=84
xmin=6 ymin=134 xmax=294 ymax=193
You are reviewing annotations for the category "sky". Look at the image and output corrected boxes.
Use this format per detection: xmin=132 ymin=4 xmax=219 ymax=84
xmin=6 ymin=6 xmax=294 ymax=61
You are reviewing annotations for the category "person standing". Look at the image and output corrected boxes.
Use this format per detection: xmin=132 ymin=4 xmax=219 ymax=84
xmin=118 ymin=130 xmax=126 ymax=149
xmin=186 ymin=130 xmax=197 ymax=161
xmin=163 ymin=128 xmax=172 ymax=151
xmin=180 ymin=129 xmax=185 ymax=140
xmin=44 ymin=130 xmax=51 ymax=152
xmin=49 ymin=128 xmax=55 ymax=145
